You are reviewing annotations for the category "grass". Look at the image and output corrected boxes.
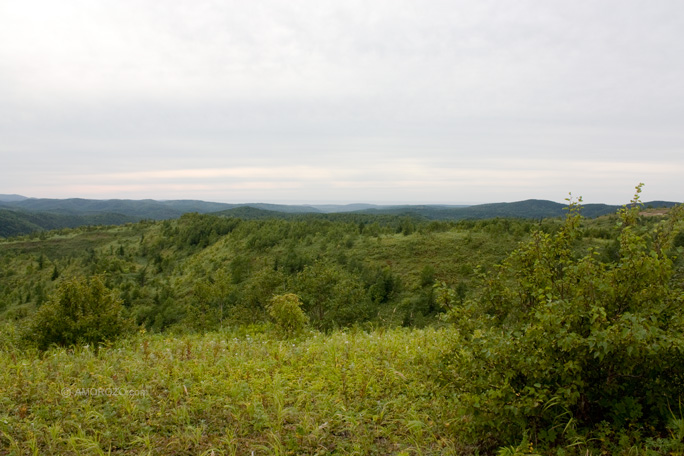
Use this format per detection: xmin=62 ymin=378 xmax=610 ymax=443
xmin=0 ymin=326 xmax=462 ymax=455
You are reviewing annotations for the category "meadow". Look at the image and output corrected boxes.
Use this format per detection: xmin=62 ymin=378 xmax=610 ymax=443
xmin=1 ymin=325 xmax=460 ymax=455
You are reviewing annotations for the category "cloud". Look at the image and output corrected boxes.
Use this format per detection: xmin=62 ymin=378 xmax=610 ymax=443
xmin=11 ymin=157 xmax=673 ymax=204
xmin=1 ymin=1 xmax=683 ymax=204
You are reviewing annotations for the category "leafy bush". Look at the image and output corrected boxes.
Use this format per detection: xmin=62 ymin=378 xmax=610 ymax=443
xmin=441 ymin=186 xmax=684 ymax=451
xmin=23 ymin=275 xmax=132 ymax=350
xmin=268 ymin=293 xmax=309 ymax=337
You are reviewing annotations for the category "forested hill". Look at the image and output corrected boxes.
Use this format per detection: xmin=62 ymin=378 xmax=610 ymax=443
xmin=361 ymin=199 xmax=680 ymax=220
xmin=0 ymin=195 xmax=680 ymax=237
xmin=0 ymin=198 xmax=237 ymax=218
xmin=0 ymin=199 xmax=323 ymax=237
xmin=0 ymin=208 xmax=135 ymax=238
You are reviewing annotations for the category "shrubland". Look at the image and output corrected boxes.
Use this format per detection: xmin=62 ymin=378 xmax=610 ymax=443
xmin=0 ymin=212 xmax=530 ymax=331
xmin=0 ymin=187 xmax=683 ymax=454
xmin=438 ymin=186 xmax=684 ymax=453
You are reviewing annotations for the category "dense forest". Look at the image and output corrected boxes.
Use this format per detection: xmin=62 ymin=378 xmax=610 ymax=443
xmin=1 ymin=187 xmax=683 ymax=454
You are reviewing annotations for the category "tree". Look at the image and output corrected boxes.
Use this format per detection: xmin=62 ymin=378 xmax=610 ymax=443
xmin=295 ymin=260 xmax=371 ymax=331
xmin=268 ymin=293 xmax=309 ymax=337
xmin=441 ymin=186 xmax=684 ymax=451
xmin=24 ymin=275 xmax=131 ymax=350
xmin=188 ymin=268 xmax=235 ymax=330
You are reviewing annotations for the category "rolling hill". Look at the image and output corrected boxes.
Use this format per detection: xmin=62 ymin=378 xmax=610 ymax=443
xmin=0 ymin=195 xmax=680 ymax=238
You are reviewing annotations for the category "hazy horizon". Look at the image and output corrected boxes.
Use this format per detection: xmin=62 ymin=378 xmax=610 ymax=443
xmin=2 ymin=1 xmax=683 ymax=205
xmin=2 ymin=191 xmax=680 ymax=208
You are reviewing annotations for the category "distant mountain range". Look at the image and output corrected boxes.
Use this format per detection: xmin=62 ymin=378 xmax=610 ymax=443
xmin=0 ymin=195 xmax=679 ymax=238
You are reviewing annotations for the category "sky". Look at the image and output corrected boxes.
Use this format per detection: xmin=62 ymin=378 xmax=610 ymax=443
xmin=1 ymin=0 xmax=683 ymax=205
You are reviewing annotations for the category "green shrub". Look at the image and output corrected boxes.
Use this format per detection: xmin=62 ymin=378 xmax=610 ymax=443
xmin=23 ymin=275 xmax=132 ymax=350
xmin=442 ymin=186 xmax=684 ymax=451
xmin=295 ymin=261 xmax=371 ymax=331
xmin=268 ymin=293 xmax=309 ymax=337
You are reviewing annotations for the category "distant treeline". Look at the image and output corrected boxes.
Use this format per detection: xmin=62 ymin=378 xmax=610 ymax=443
xmin=1 ymin=196 xmax=679 ymax=237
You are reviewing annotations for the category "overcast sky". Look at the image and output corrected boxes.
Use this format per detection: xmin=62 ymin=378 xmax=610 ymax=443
xmin=1 ymin=0 xmax=682 ymax=204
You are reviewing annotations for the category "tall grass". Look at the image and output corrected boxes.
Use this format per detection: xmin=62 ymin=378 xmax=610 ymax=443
xmin=0 ymin=326 xmax=461 ymax=455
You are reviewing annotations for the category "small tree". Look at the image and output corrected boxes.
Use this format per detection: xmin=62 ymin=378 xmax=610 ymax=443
xmin=295 ymin=260 xmax=371 ymax=331
xmin=268 ymin=293 xmax=309 ymax=337
xmin=24 ymin=275 xmax=131 ymax=350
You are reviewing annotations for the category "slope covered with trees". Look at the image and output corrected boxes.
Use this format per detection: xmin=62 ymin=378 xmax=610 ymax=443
xmin=1 ymin=212 xmax=533 ymax=331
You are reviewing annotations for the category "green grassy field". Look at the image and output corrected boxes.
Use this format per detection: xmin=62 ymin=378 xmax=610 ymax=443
xmin=1 ymin=325 xmax=461 ymax=455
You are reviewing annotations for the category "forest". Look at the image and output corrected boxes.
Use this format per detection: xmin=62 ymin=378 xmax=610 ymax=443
xmin=1 ymin=186 xmax=683 ymax=455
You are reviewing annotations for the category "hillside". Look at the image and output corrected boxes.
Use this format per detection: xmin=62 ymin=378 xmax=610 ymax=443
xmin=1 ymin=195 xmax=683 ymax=454
xmin=5 ymin=201 xmax=675 ymax=331
xmin=0 ymin=208 xmax=137 ymax=238
xmin=0 ymin=210 xmax=546 ymax=330
xmin=2 ymin=195 xmax=679 ymax=238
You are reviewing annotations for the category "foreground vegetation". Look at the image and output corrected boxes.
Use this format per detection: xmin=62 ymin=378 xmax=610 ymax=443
xmin=0 ymin=326 xmax=459 ymax=455
xmin=1 ymin=186 xmax=683 ymax=454
xmin=440 ymin=189 xmax=684 ymax=453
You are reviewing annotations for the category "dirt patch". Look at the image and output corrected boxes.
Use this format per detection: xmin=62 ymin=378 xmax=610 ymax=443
xmin=640 ymin=209 xmax=670 ymax=217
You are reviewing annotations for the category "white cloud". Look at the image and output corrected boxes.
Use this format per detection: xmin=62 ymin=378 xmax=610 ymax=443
xmin=7 ymin=157 xmax=674 ymax=204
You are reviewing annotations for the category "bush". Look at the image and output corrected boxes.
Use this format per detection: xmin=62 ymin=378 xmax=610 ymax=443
xmin=295 ymin=261 xmax=372 ymax=331
xmin=23 ymin=275 xmax=132 ymax=350
xmin=441 ymin=186 xmax=684 ymax=452
xmin=268 ymin=293 xmax=309 ymax=337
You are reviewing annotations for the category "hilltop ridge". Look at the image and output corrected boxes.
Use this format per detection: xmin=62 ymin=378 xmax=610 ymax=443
xmin=0 ymin=195 xmax=679 ymax=238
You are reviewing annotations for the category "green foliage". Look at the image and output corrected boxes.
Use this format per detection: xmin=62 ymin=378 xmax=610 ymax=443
xmin=22 ymin=275 xmax=132 ymax=350
xmin=419 ymin=265 xmax=436 ymax=287
xmin=295 ymin=260 xmax=372 ymax=331
xmin=236 ymin=268 xmax=285 ymax=320
xmin=366 ymin=265 xmax=401 ymax=304
xmin=175 ymin=212 xmax=240 ymax=248
xmin=0 ymin=211 xmax=525 ymax=332
xmin=186 ymin=269 xmax=233 ymax=331
xmin=268 ymin=293 xmax=309 ymax=337
xmin=441 ymin=185 xmax=684 ymax=452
